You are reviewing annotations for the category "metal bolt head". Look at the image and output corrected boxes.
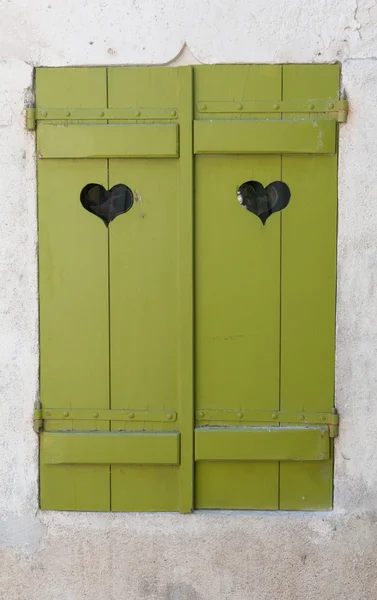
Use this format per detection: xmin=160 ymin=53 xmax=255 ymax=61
xmin=128 ymin=412 xmax=135 ymax=419
xmin=135 ymin=110 xmax=141 ymax=117
xmin=99 ymin=110 xmax=105 ymax=117
xmin=273 ymin=103 xmax=280 ymax=110
xmin=63 ymin=411 xmax=69 ymax=417
xmin=65 ymin=110 xmax=71 ymax=117
xmin=41 ymin=109 xmax=48 ymax=117
xmin=322 ymin=415 xmax=327 ymax=422
xmin=197 ymin=411 xmax=204 ymax=418
xmin=167 ymin=413 xmax=173 ymax=420
xmin=93 ymin=412 xmax=99 ymax=418
xmin=199 ymin=103 xmax=207 ymax=111
xmin=308 ymin=103 xmax=315 ymax=110
xmin=271 ymin=413 xmax=278 ymax=420
xmin=45 ymin=411 xmax=51 ymax=417
xmin=328 ymin=102 xmax=335 ymax=109
xmin=300 ymin=414 xmax=305 ymax=421
xmin=170 ymin=110 xmax=177 ymax=117
xmin=237 ymin=103 xmax=243 ymax=110
xmin=237 ymin=412 xmax=243 ymax=419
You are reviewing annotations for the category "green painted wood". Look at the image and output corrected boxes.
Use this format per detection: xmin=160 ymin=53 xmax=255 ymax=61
xmin=37 ymin=67 xmax=111 ymax=511
xmin=36 ymin=64 xmax=340 ymax=513
xmin=177 ymin=67 xmax=195 ymax=513
xmin=36 ymin=67 xmax=107 ymax=109
xmin=194 ymin=119 xmax=336 ymax=155
xmin=38 ymin=408 xmax=177 ymax=422
xmin=194 ymin=65 xmax=283 ymax=510
xmin=34 ymin=107 xmax=178 ymax=121
xmin=195 ymin=462 xmax=279 ymax=510
xmin=279 ymin=64 xmax=339 ymax=510
xmin=40 ymin=466 xmax=110 ymax=512
xmin=194 ymin=64 xmax=282 ymax=120
xmin=37 ymin=123 xmax=179 ymax=158
xmin=194 ymin=154 xmax=281 ymax=412
xmin=195 ymin=99 xmax=346 ymax=118
xmin=107 ymin=67 xmax=182 ymax=512
xmin=279 ymin=454 xmax=334 ymax=511
xmin=42 ymin=432 xmax=180 ymax=465
xmin=111 ymin=466 xmax=179 ymax=512
xmin=195 ymin=427 xmax=330 ymax=461
xmin=195 ymin=409 xmax=337 ymax=426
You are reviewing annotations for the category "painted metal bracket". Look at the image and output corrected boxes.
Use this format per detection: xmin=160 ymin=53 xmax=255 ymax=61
xmin=33 ymin=402 xmax=177 ymax=432
xmin=26 ymin=107 xmax=179 ymax=130
xmin=196 ymin=99 xmax=348 ymax=122
xmin=195 ymin=408 xmax=339 ymax=438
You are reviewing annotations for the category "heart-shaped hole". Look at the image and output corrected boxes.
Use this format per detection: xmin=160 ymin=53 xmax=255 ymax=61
xmin=237 ymin=180 xmax=291 ymax=225
xmin=80 ymin=183 xmax=134 ymax=226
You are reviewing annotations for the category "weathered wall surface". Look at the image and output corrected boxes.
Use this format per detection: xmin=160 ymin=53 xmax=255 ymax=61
xmin=1 ymin=2 xmax=377 ymax=598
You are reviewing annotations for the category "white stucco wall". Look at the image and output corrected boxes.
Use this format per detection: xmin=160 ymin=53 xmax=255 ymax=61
xmin=1 ymin=2 xmax=377 ymax=599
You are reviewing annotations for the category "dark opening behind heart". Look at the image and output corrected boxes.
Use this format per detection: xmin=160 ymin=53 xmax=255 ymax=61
xmin=80 ymin=183 xmax=134 ymax=226
xmin=237 ymin=180 xmax=291 ymax=225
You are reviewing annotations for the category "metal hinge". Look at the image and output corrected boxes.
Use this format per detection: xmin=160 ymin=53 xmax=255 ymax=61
xmin=26 ymin=108 xmax=36 ymax=131
xmin=26 ymin=107 xmax=179 ymax=131
xmin=33 ymin=402 xmax=177 ymax=432
xmin=196 ymin=408 xmax=339 ymax=438
xmin=196 ymin=99 xmax=348 ymax=122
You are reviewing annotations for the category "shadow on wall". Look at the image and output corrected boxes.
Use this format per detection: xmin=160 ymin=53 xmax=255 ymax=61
xmin=140 ymin=579 xmax=202 ymax=600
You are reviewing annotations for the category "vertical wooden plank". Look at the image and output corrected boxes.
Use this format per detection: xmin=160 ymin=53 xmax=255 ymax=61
xmin=194 ymin=154 xmax=282 ymax=410
xmin=193 ymin=62 xmax=282 ymax=510
xmin=107 ymin=67 xmax=181 ymax=511
xmin=177 ymin=66 xmax=194 ymax=513
xmin=194 ymin=154 xmax=281 ymax=509
xmin=280 ymin=65 xmax=339 ymax=510
xmin=36 ymin=67 xmax=110 ymax=511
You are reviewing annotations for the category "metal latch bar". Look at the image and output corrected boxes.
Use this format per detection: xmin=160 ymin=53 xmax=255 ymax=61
xmin=196 ymin=99 xmax=348 ymax=122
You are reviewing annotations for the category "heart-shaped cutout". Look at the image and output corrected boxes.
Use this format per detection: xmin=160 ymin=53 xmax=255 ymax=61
xmin=237 ymin=180 xmax=291 ymax=225
xmin=80 ymin=183 xmax=134 ymax=226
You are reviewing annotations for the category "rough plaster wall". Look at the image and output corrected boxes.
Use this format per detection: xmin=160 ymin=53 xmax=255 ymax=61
xmin=0 ymin=0 xmax=377 ymax=65
xmin=1 ymin=1 xmax=377 ymax=599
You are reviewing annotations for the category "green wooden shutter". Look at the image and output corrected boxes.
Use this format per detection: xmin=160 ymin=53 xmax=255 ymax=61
xmin=37 ymin=67 xmax=193 ymax=512
xmin=35 ymin=64 xmax=341 ymax=513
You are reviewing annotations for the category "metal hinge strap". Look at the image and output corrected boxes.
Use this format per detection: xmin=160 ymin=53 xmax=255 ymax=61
xmin=196 ymin=99 xmax=348 ymax=122
xmin=26 ymin=108 xmax=36 ymax=130
xmin=26 ymin=107 xmax=178 ymax=130
xmin=33 ymin=406 xmax=177 ymax=432
xmin=196 ymin=408 xmax=339 ymax=437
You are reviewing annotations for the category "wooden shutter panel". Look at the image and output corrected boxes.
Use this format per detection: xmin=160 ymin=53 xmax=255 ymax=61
xmin=193 ymin=64 xmax=339 ymax=511
xmin=37 ymin=67 xmax=193 ymax=512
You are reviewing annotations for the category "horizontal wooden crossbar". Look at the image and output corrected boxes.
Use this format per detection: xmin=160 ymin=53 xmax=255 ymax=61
xmin=195 ymin=427 xmax=330 ymax=461
xmin=37 ymin=123 xmax=179 ymax=158
xmin=41 ymin=432 xmax=180 ymax=465
xmin=194 ymin=119 xmax=336 ymax=155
